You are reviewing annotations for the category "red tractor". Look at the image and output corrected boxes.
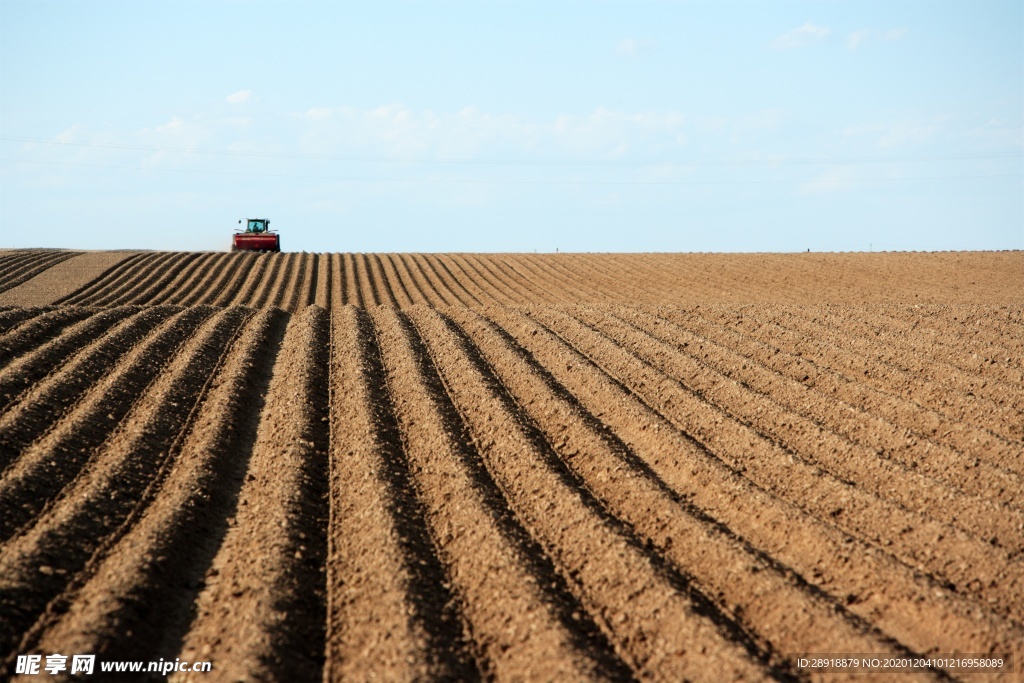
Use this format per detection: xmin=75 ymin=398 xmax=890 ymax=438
xmin=232 ymin=218 xmax=280 ymax=252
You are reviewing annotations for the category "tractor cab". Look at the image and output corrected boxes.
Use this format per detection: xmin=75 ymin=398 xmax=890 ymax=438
xmin=244 ymin=218 xmax=271 ymax=234
xmin=232 ymin=217 xmax=281 ymax=252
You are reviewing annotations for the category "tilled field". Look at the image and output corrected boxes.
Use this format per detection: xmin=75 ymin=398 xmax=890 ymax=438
xmin=0 ymin=249 xmax=1021 ymax=682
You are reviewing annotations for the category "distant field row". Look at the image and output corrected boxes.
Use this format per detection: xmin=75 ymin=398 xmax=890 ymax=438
xmin=1 ymin=249 xmax=1021 ymax=308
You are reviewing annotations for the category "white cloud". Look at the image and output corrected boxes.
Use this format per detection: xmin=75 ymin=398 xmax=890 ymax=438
xmin=155 ymin=115 xmax=186 ymax=133
xmin=847 ymin=28 xmax=907 ymax=50
xmin=841 ymin=120 xmax=943 ymax=149
xmin=616 ymin=37 xmax=655 ymax=58
xmin=295 ymin=104 xmax=688 ymax=159
xmin=226 ymin=89 xmax=252 ymax=104
xmin=847 ymin=29 xmax=870 ymax=50
xmin=771 ymin=22 xmax=831 ymax=50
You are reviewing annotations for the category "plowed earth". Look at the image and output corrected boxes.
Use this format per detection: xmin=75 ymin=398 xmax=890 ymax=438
xmin=0 ymin=249 xmax=1021 ymax=682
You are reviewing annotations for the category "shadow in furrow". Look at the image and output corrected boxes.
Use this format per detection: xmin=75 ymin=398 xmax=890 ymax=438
xmin=0 ymin=307 xmax=202 ymax=537
xmin=0 ymin=309 xmax=254 ymax=669
xmin=471 ymin=309 xmax=918 ymax=669
xmin=261 ymin=307 xmax=331 ymax=682
xmin=118 ymin=310 xmax=294 ymax=669
xmin=394 ymin=310 xmax=637 ymax=682
xmin=436 ymin=310 xmax=800 ymax=682
xmin=356 ymin=308 xmax=482 ymax=680
xmin=0 ymin=308 xmax=45 ymax=334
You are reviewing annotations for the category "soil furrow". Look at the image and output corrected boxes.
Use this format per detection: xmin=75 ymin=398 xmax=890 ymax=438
xmin=786 ymin=305 xmax=1024 ymax=398
xmin=528 ymin=306 xmax=1023 ymax=619
xmin=321 ymin=253 xmax=339 ymax=308
xmin=903 ymin=305 xmax=1024 ymax=353
xmin=281 ymin=252 xmax=310 ymax=311
xmin=310 ymin=254 xmax=328 ymax=308
xmin=173 ymin=305 xmax=329 ymax=683
xmin=3 ymin=310 xmax=286 ymax=681
xmin=372 ymin=305 xmax=628 ymax=682
xmin=390 ymin=253 xmax=434 ymax=306
xmin=367 ymin=254 xmax=399 ymax=307
xmin=342 ymin=253 xmax=363 ymax=307
xmin=425 ymin=254 xmax=481 ymax=306
xmin=298 ymin=252 xmax=319 ymax=309
xmin=449 ymin=254 xmax=515 ymax=306
xmin=0 ymin=308 xmax=249 ymax=661
xmin=432 ymin=255 xmax=489 ymax=305
xmin=217 ymin=252 xmax=268 ymax=307
xmin=824 ymin=306 xmax=1024 ymax=387
xmin=157 ymin=252 xmax=228 ymax=305
xmin=758 ymin=307 xmax=1023 ymax=441
xmin=0 ymin=308 xmax=138 ymax=416
xmin=0 ymin=307 xmax=46 ymax=335
xmin=528 ymin=254 xmax=610 ymax=303
xmin=106 ymin=252 xmax=191 ymax=306
xmin=325 ymin=306 xmax=477 ymax=681
xmin=480 ymin=305 xmax=1023 ymax=665
xmin=127 ymin=252 xmax=207 ymax=306
xmin=0 ymin=307 xmax=214 ymax=541
xmin=60 ymin=252 xmax=165 ymax=307
xmin=354 ymin=253 xmax=382 ymax=306
xmin=675 ymin=307 xmax=1024 ymax=473
xmin=0 ymin=307 xmax=177 ymax=472
xmin=181 ymin=253 xmax=237 ymax=307
xmin=822 ymin=305 xmax=1024 ymax=374
xmin=400 ymin=253 xmax=450 ymax=306
xmin=0 ymin=255 xmax=41 ymax=286
xmin=0 ymin=253 xmax=36 ymax=274
xmin=407 ymin=306 xmax=780 ymax=682
xmin=285 ymin=252 xmax=312 ymax=310
xmin=502 ymin=254 xmax=571 ymax=304
xmin=442 ymin=305 xmax=943 ymax=680
xmin=150 ymin=253 xmax=221 ymax=306
xmin=0 ymin=307 xmax=95 ymax=370
xmin=103 ymin=252 xmax=198 ymax=307
xmin=48 ymin=253 xmax=146 ymax=306
xmin=0 ymin=252 xmax=78 ymax=294
xmin=379 ymin=253 xmax=416 ymax=307
xmin=494 ymin=256 xmax=564 ymax=305
xmin=269 ymin=252 xmax=301 ymax=310
xmin=330 ymin=253 xmax=345 ymax=306
xmin=632 ymin=307 xmax=1024 ymax=509
xmin=585 ymin=307 xmax=1024 ymax=540
xmin=248 ymin=253 xmax=287 ymax=309
xmin=938 ymin=305 xmax=1024 ymax=336
xmin=465 ymin=254 xmax=539 ymax=305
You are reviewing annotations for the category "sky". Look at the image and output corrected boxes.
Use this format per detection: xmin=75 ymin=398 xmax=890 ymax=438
xmin=1 ymin=0 xmax=1021 ymax=253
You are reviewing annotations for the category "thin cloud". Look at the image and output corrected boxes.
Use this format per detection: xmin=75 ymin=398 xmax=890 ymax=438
xmin=295 ymin=104 xmax=687 ymax=159
xmin=771 ymin=22 xmax=831 ymax=50
xmin=841 ymin=119 xmax=943 ymax=149
xmin=616 ymin=37 xmax=655 ymax=58
xmin=848 ymin=28 xmax=907 ymax=50
xmin=226 ymin=89 xmax=252 ymax=104
xmin=847 ymin=29 xmax=870 ymax=50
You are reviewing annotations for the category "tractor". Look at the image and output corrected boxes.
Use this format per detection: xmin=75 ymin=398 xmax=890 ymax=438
xmin=232 ymin=218 xmax=280 ymax=252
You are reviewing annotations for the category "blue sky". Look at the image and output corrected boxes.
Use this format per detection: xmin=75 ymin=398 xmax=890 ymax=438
xmin=1 ymin=0 xmax=1021 ymax=253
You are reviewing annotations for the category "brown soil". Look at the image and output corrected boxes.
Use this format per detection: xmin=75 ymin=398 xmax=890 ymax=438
xmin=0 ymin=249 xmax=1020 ymax=682
xmin=0 ymin=251 xmax=135 ymax=307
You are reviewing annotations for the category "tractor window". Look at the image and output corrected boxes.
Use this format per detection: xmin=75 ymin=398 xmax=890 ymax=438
xmin=247 ymin=220 xmax=265 ymax=233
